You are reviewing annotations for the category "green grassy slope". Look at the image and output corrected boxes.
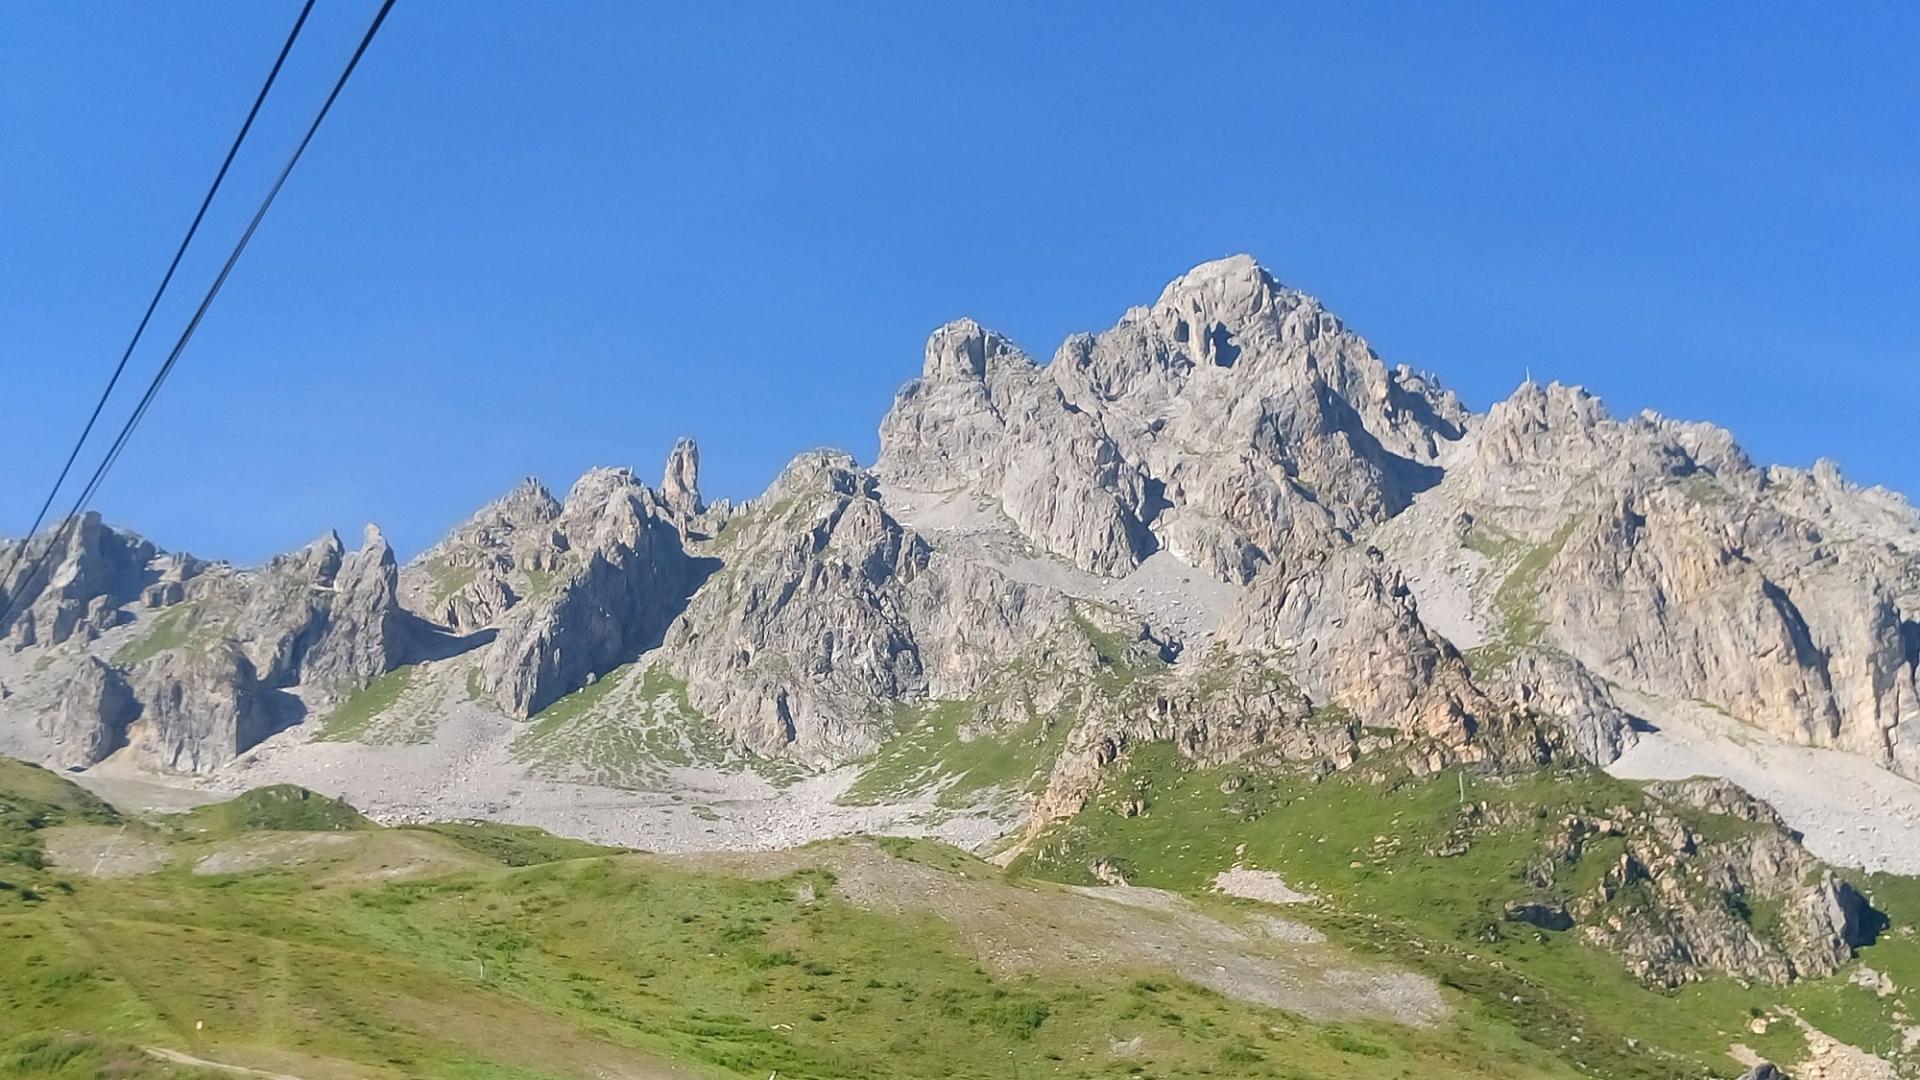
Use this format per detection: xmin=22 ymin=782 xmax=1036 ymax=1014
xmin=1 ymin=758 xmax=1582 ymax=1080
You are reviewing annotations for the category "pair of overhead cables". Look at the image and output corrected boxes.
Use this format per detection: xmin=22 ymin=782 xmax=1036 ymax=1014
xmin=0 ymin=0 xmax=396 ymax=628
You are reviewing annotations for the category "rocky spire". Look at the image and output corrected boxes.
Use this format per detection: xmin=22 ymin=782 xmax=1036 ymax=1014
xmin=662 ymin=437 xmax=704 ymax=519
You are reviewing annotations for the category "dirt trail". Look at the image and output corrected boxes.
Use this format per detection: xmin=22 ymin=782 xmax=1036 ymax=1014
xmin=143 ymin=1046 xmax=307 ymax=1080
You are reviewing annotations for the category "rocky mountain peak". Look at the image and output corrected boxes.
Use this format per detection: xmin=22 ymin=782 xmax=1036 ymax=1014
xmin=274 ymin=530 xmax=345 ymax=584
xmin=1136 ymin=253 xmax=1291 ymax=362
xmin=496 ymin=475 xmax=561 ymax=517
xmin=922 ymin=317 xmax=1029 ymax=382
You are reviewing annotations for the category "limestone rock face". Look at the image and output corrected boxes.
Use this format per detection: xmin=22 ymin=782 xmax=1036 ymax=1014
xmin=0 ymin=512 xmax=161 ymax=649
xmin=7 ymin=252 xmax=1919 ymax=812
xmin=878 ymin=256 xmax=1468 ymax=584
xmin=879 ymin=319 xmax=1155 ymax=576
xmin=1459 ymin=386 xmax=1920 ymax=777
xmin=479 ymin=468 xmax=694 ymax=717
xmin=1219 ymin=546 xmax=1483 ymax=745
xmin=300 ymin=524 xmax=405 ymax=693
xmin=1643 ymin=776 xmax=1793 ymax=833
xmin=31 ymin=522 xmax=406 ymax=772
xmin=124 ymin=644 xmax=274 ymax=774
xmin=1479 ymin=648 xmax=1635 ymax=766
xmin=662 ymin=451 xmax=1078 ymax=764
xmin=41 ymin=657 xmax=139 ymax=768
xmin=192 ymin=526 xmax=405 ymax=700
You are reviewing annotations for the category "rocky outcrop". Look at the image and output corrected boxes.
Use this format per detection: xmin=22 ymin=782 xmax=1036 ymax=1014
xmin=1219 ymin=545 xmax=1484 ymax=745
xmin=5 ymin=252 xmax=1916 ymax=809
xmin=31 ymin=522 xmax=404 ymax=772
xmin=1535 ymin=476 xmax=1919 ymax=776
xmin=1365 ymin=374 xmax=1920 ymax=780
xmin=40 ymin=657 xmax=139 ymax=768
xmin=661 ymin=437 xmax=704 ymax=521
xmin=1645 ymin=776 xmax=1793 ymax=833
xmin=1 ymin=512 xmax=162 ymax=649
xmin=190 ymin=526 xmax=404 ymax=700
xmin=123 ymin=644 xmax=275 ymax=774
xmin=298 ymin=525 xmax=404 ymax=693
xmin=1479 ymin=648 xmax=1636 ymax=765
xmin=479 ymin=468 xmax=695 ymax=717
xmin=1506 ymin=795 xmax=1878 ymax=986
xmin=879 ymin=319 xmax=1155 ymax=576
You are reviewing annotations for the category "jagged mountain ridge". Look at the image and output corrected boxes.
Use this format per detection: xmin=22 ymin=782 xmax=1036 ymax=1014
xmin=4 ymin=254 xmax=1915 ymax=791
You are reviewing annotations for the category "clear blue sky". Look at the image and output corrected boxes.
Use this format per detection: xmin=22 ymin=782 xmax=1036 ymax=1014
xmin=4 ymin=3 xmax=1916 ymax=563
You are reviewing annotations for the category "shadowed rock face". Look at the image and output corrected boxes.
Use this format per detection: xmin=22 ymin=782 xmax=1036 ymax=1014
xmin=123 ymin=643 xmax=276 ymax=775
xmin=479 ymin=467 xmax=699 ymax=717
xmin=1 ymin=511 xmax=161 ymax=649
xmin=41 ymin=657 xmax=138 ymax=768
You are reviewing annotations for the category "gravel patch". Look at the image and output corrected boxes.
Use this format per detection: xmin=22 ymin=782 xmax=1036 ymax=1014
xmin=1608 ymin=689 xmax=1920 ymax=875
xmin=193 ymin=833 xmax=360 ymax=875
xmin=50 ymin=655 xmax=1011 ymax=857
xmin=42 ymin=824 xmax=173 ymax=877
xmin=1212 ymin=866 xmax=1312 ymax=905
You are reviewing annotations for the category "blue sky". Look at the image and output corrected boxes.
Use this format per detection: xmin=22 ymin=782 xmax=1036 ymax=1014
xmin=3 ymin=2 xmax=1916 ymax=563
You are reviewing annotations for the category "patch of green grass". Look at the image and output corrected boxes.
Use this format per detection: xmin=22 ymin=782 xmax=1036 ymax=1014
xmin=844 ymin=698 xmax=1073 ymax=808
xmin=1462 ymin=520 xmax=1527 ymax=562
xmin=402 ymin=822 xmax=622 ymax=867
xmin=525 ymin=665 xmax=625 ymax=732
xmin=423 ymin=558 xmax=480 ymax=607
xmin=847 ymin=609 xmax=1177 ymax=808
xmin=172 ymin=786 xmax=372 ymax=836
xmin=1781 ymin=873 xmax=1920 ymax=1056
xmin=1680 ymin=474 xmax=1732 ymax=507
xmin=112 ymin=603 xmax=211 ymax=666
xmin=0 ymin=1034 xmax=211 ymax=1078
xmin=519 ymin=567 xmax=561 ymax=598
xmin=316 ymin=665 xmax=418 ymax=742
xmin=513 ymin=665 xmax=796 ymax=790
xmin=1070 ymin=604 xmax=1168 ymax=694
xmin=1491 ymin=519 xmax=1578 ymax=647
